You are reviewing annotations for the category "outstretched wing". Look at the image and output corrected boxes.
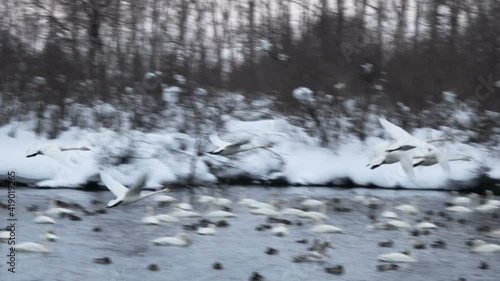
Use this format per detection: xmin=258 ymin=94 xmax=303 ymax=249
xmin=126 ymin=173 xmax=148 ymax=197
xmin=208 ymin=132 xmax=232 ymax=148
xmin=99 ymin=172 xmax=128 ymax=198
xmin=399 ymin=152 xmax=415 ymax=180
xmin=226 ymin=139 xmax=250 ymax=149
xmin=40 ymin=144 xmax=70 ymax=167
xmin=379 ymin=117 xmax=413 ymax=141
xmin=435 ymin=146 xmax=451 ymax=176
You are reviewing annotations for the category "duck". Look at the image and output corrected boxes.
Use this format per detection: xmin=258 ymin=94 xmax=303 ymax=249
xmin=26 ymin=143 xmax=90 ymax=166
xmin=197 ymin=224 xmax=217 ymax=235
xmin=152 ymin=233 xmax=192 ymax=246
xmin=141 ymin=206 xmax=161 ymax=225
xmin=34 ymin=211 xmax=56 ymax=224
xmin=377 ymin=250 xmax=417 ymax=263
xmin=99 ymin=172 xmax=170 ymax=208
xmin=471 ymin=239 xmax=500 ymax=253
xmin=207 ymin=132 xmax=272 ymax=156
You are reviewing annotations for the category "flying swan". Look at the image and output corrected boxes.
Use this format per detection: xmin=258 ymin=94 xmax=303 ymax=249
xmin=99 ymin=172 xmax=170 ymax=208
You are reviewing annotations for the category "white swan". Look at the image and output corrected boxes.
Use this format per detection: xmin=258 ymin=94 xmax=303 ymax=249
xmin=26 ymin=143 xmax=90 ymax=166
xmin=311 ymin=219 xmax=343 ymax=234
xmin=271 ymin=223 xmax=289 ymax=236
xmin=154 ymin=213 xmax=180 ymax=223
xmin=170 ymin=206 xmax=201 ymax=218
xmin=238 ymin=188 xmax=258 ymax=206
xmin=42 ymin=228 xmax=58 ymax=242
xmin=450 ymin=191 xmax=474 ymax=206
xmin=380 ymin=203 xmax=398 ymax=219
xmin=197 ymin=187 xmax=216 ymax=204
xmin=197 ymin=224 xmax=217 ymax=235
xmin=475 ymin=203 xmax=500 ymax=213
xmin=208 ymin=132 xmax=272 ymax=156
xmin=280 ymin=199 xmax=306 ymax=216
xmin=152 ymin=233 xmax=192 ymax=246
xmin=412 ymin=147 xmax=456 ymax=175
xmin=300 ymin=196 xmax=325 ymax=208
xmin=378 ymin=250 xmax=417 ymax=263
xmin=34 ymin=211 xmax=56 ymax=224
xmin=142 ymin=206 xmax=161 ymax=225
xmin=213 ymin=189 xmax=232 ymax=206
xmin=45 ymin=197 xmax=76 ymax=217
xmin=16 ymin=236 xmax=51 ymax=253
xmin=415 ymin=220 xmax=437 ymax=230
xmin=251 ymin=207 xmax=280 ymax=217
xmin=177 ymin=195 xmax=193 ymax=211
xmin=378 ymin=117 xmax=447 ymax=153
xmin=385 ymin=219 xmax=411 ymax=229
xmin=471 ymin=239 xmax=500 ymax=253
xmin=99 ymin=172 xmax=170 ymax=208
xmin=154 ymin=194 xmax=177 ymax=204
xmin=394 ymin=197 xmax=419 ymax=215
xmin=487 ymin=228 xmax=500 ymax=238
xmin=367 ymin=142 xmax=415 ymax=179
xmin=300 ymin=204 xmax=328 ymax=220
xmin=445 ymin=205 xmax=473 ymax=213
xmin=485 ymin=190 xmax=500 ymax=207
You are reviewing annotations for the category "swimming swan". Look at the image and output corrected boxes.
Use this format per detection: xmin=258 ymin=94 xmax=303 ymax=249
xmin=152 ymin=233 xmax=192 ymax=246
xmin=100 ymin=172 xmax=170 ymax=208
xmin=377 ymin=250 xmax=416 ymax=263
xmin=34 ymin=211 xmax=56 ymax=224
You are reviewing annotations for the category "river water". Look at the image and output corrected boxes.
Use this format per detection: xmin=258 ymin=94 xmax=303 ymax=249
xmin=0 ymin=186 xmax=499 ymax=281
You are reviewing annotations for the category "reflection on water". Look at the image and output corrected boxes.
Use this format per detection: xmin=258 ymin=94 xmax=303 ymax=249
xmin=0 ymin=186 xmax=499 ymax=281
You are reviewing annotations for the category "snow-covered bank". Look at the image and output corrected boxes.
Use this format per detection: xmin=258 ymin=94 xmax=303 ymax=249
xmin=1 ymin=116 xmax=498 ymax=190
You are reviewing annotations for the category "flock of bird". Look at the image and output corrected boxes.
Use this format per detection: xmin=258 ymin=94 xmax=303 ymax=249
xmin=367 ymin=117 xmax=471 ymax=179
xmin=2 ymin=184 xmax=500 ymax=274
xmin=2 ymin=116 xmax=497 ymax=278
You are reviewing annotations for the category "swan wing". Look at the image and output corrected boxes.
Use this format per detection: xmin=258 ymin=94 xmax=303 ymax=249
xmin=40 ymin=145 xmax=70 ymax=166
xmin=435 ymin=147 xmax=451 ymax=175
xmin=399 ymin=152 xmax=415 ymax=179
xmin=99 ymin=172 xmax=128 ymax=197
xmin=126 ymin=173 xmax=148 ymax=197
xmin=379 ymin=117 xmax=413 ymax=141
xmin=226 ymin=139 xmax=250 ymax=149
xmin=208 ymin=132 xmax=232 ymax=148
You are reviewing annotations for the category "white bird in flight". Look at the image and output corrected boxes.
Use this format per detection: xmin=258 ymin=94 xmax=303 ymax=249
xmin=207 ymin=132 xmax=272 ymax=156
xmin=26 ymin=143 xmax=90 ymax=166
xmin=99 ymin=172 xmax=170 ymax=208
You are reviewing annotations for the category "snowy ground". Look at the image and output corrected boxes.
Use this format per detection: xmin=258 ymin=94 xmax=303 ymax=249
xmin=1 ymin=115 xmax=498 ymax=190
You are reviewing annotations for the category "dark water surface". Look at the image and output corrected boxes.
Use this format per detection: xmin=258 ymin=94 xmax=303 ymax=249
xmin=1 ymin=186 xmax=499 ymax=281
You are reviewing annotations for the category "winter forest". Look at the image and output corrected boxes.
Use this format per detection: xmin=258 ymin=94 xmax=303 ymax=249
xmin=1 ymin=0 xmax=500 ymax=188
